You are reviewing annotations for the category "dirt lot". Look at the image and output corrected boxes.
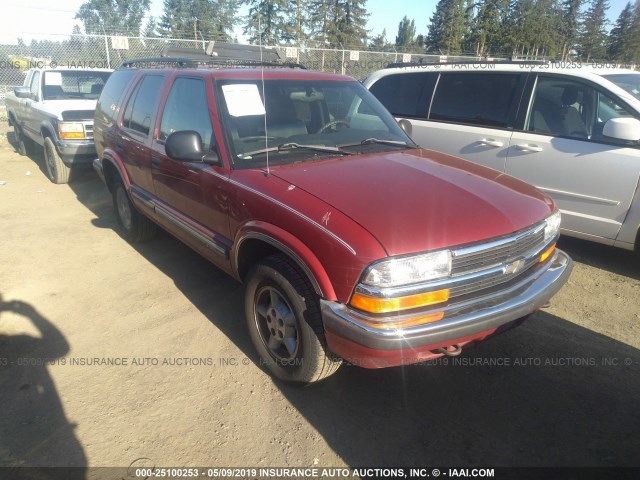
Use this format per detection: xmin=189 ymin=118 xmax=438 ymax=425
xmin=1 ymin=122 xmax=639 ymax=475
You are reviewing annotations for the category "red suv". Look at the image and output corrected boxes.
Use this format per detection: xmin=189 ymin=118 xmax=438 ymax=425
xmin=93 ymin=45 xmax=572 ymax=384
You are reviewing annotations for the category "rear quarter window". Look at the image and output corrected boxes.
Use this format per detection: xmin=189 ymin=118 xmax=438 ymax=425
xmin=96 ymin=69 xmax=137 ymax=127
xmin=430 ymin=73 xmax=521 ymax=128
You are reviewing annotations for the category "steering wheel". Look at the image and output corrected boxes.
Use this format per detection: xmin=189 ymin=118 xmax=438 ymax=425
xmin=318 ymin=119 xmax=350 ymax=133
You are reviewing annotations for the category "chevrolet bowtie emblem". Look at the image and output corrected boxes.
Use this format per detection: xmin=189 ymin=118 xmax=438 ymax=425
xmin=504 ymin=259 xmax=525 ymax=275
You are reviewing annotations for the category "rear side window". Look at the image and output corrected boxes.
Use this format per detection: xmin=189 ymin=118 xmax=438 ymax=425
xmin=159 ymin=77 xmax=213 ymax=149
xmin=369 ymin=72 xmax=436 ymax=118
xmin=122 ymin=75 xmax=165 ymax=136
xmin=96 ymin=69 xmax=136 ymax=126
xmin=430 ymin=73 xmax=521 ymax=128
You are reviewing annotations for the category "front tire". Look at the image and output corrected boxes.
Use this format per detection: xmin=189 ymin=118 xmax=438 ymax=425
xmin=43 ymin=137 xmax=71 ymax=184
xmin=245 ymin=255 xmax=341 ymax=385
xmin=112 ymin=180 xmax=157 ymax=242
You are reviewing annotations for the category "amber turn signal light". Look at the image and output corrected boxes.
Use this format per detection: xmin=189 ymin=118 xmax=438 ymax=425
xmin=350 ymin=289 xmax=450 ymax=314
xmin=540 ymin=243 xmax=556 ymax=263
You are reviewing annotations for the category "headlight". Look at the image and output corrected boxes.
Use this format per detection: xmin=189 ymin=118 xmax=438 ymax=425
xmin=362 ymin=250 xmax=452 ymax=288
xmin=58 ymin=122 xmax=85 ymax=139
xmin=544 ymin=211 xmax=561 ymax=242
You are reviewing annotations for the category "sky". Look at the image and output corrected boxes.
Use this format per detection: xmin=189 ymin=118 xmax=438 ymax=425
xmin=0 ymin=0 xmax=632 ymax=45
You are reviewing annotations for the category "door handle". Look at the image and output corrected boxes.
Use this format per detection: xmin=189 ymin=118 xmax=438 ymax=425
xmin=479 ymin=138 xmax=503 ymax=148
xmin=151 ymin=155 xmax=161 ymax=168
xmin=514 ymin=143 xmax=543 ymax=153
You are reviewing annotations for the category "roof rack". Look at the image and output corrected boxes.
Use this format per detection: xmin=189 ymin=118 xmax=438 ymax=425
xmin=120 ymin=41 xmax=306 ymax=70
xmin=385 ymin=58 xmax=549 ymax=69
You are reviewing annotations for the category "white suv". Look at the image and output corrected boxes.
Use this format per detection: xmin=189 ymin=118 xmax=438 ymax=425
xmin=364 ymin=63 xmax=640 ymax=251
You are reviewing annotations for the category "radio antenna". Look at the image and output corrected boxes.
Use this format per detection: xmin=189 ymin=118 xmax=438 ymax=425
xmin=258 ymin=13 xmax=270 ymax=177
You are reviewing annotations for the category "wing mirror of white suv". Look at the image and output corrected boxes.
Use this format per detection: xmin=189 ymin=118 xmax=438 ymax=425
xmin=397 ymin=118 xmax=413 ymax=138
xmin=602 ymin=117 xmax=640 ymax=142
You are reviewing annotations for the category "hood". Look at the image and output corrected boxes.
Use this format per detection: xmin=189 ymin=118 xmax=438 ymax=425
xmin=270 ymin=149 xmax=554 ymax=256
xmin=40 ymin=99 xmax=98 ymax=120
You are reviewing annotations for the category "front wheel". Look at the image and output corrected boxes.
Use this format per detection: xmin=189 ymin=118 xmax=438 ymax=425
xmin=245 ymin=255 xmax=342 ymax=385
xmin=43 ymin=137 xmax=71 ymax=184
xmin=112 ymin=180 xmax=157 ymax=242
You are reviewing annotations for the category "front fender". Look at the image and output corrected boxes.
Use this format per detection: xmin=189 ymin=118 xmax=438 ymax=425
xmin=233 ymin=221 xmax=338 ymax=301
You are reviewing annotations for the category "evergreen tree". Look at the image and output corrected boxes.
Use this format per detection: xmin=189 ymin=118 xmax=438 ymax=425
xmin=243 ymin=0 xmax=292 ymax=45
xmin=560 ymin=0 xmax=583 ymax=60
xmin=578 ymin=0 xmax=610 ymax=61
xmin=426 ymin=0 xmax=466 ymax=54
xmin=608 ymin=2 xmax=634 ymax=61
xmin=504 ymin=0 xmax=563 ymax=58
xmin=628 ymin=0 xmax=640 ymax=63
xmin=308 ymin=1 xmax=369 ymax=49
xmin=395 ymin=16 xmax=417 ymax=51
xmin=369 ymin=29 xmax=389 ymax=51
xmin=75 ymin=0 xmax=151 ymax=35
xmin=159 ymin=1 xmax=239 ymax=41
xmin=468 ymin=0 xmax=510 ymax=55
xmin=143 ymin=17 xmax=159 ymax=38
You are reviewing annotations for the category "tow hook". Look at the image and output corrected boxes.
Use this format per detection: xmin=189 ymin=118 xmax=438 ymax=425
xmin=540 ymin=301 xmax=551 ymax=309
xmin=435 ymin=344 xmax=462 ymax=357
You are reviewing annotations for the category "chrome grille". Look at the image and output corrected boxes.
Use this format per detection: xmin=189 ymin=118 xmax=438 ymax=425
xmin=448 ymin=222 xmax=549 ymax=298
xmin=84 ymin=122 xmax=94 ymax=139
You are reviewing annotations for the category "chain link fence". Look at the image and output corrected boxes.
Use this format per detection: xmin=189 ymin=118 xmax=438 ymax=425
xmin=0 ymin=33 xmax=514 ymax=108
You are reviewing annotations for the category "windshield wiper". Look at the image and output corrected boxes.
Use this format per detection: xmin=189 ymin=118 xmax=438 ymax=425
xmin=242 ymin=142 xmax=352 ymax=157
xmin=340 ymin=138 xmax=416 ymax=149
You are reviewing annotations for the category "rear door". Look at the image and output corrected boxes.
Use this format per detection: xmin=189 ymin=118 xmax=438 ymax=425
xmin=118 ymin=73 xmax=165 ymax=195
xmin=506 ymin=74 xmax=640 ymax=241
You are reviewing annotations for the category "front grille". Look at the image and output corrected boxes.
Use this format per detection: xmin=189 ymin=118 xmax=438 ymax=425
xmin=448 ymin=222 xmax=549 ymax=298
xmin=84 ymin=122 xmax=94 ymax=139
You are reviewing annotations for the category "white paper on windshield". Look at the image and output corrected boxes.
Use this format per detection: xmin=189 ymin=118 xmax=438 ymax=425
xmin=222 ymin=84 xmax=266 ymax=117
xmin=45 ymin=72 xmax=62 ymax=86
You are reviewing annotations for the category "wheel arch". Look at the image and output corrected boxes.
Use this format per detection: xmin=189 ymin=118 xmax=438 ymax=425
xmin=40 ymin=120 xmax=56 ymax=141
xmin=234 ymin=225 xmax=337 ymax=302
xmin=101 ymin=152 xmax=132 ymax=194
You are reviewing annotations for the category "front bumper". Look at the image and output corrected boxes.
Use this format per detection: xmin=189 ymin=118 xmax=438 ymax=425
xmin=321 ymin=249 xmax=572 ymax=368
xmin=56 ymin=138 xmax=96 ymax=163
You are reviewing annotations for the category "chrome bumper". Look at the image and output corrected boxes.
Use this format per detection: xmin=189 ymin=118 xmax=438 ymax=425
xmin=321 ymin=249 xmax=573 ymax=351
xmin=56 ymin=138 xmax=96 ymax=162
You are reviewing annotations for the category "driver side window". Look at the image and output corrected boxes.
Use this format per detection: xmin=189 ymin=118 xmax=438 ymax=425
xmin=527 ymin=77 xmax=592 ymax=140
xmin=160 ymin=77 xmax=213 ymax=150
xmin=527 ymin=76 xmax=638 ymax=146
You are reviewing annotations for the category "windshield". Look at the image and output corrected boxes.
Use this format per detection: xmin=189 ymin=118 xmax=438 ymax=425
xmin=43 ymin=70 xmax=112 ymax=100
xmin=603 ymin=73 xmax=640 ymax=101
xmin=216 ymin=78 xmax=415 ymax=168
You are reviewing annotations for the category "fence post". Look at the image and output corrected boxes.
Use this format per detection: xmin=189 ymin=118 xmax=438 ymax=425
xmin=341 ymin=49 xmax=345 ymax=75
xmin=100 ymin=26 xmax=111 ymax=69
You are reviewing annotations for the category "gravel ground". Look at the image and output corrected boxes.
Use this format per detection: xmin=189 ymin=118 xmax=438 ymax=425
xmin=1 ymin=130 xmax=639 ymax=476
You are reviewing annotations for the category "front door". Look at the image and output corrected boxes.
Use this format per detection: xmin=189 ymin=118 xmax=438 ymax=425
xmin=506 ymin=75 xmax=640 ymax=241
xmin=151 ymin=75 xmax=232 ymax=264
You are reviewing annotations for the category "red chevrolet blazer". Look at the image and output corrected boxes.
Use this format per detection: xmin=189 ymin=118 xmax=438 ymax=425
xmin=93 ymin=48 xmax=572 ymax=384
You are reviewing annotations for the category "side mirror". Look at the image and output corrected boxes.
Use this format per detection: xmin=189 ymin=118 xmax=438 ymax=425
xmin=397 ymin=118 xmax=412 ymax=138
xmin=14 ymin=86 xmax=33 ymax=99
xmin=602 ymin=117 xmax=640 ymax=142
xmin=165 ymin=130 xmax=220 ymax=165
